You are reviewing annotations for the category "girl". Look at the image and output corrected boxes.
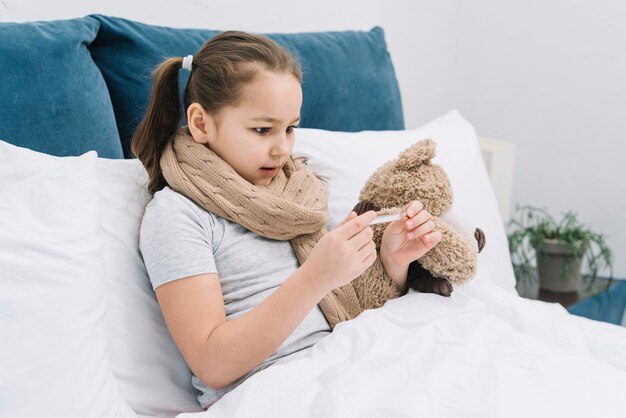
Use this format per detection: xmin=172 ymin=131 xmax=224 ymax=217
xmin=133 ymin=31 xmax=442 ymax=409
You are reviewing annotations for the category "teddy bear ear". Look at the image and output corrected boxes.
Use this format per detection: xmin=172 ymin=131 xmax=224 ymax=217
xmin=396 ymin=138 xmax=437 ymax=170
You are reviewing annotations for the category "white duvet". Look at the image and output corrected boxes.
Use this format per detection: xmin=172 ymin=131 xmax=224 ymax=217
xmin=177 ymin=277 xmax=626 ymax=418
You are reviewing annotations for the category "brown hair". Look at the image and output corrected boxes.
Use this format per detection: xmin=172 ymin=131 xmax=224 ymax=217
xmin=131 ymin=31 xmax=302 ymax=194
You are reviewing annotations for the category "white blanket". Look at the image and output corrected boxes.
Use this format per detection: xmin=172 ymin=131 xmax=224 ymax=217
xmin=176 ymin=277 xmax=626 ymax=418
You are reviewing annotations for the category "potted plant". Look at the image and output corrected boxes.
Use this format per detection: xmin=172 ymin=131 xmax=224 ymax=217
xmin=507 ymin=205 xmax=613 ymax=293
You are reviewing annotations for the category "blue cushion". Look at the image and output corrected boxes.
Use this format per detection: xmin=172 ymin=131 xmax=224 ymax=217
xmin=88 ymin=15 xmax=404 ymax=158
xmin=0 ymin=17 xmax=123 ymax=159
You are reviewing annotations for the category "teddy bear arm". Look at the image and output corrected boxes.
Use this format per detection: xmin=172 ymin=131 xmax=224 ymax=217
xmin=418 ymin=216 xmax=477 ymax=285
xmin=407 ymin=261 xmax=454 ymax=296
xmin=440 ymin=211 xmax=486 ymax=253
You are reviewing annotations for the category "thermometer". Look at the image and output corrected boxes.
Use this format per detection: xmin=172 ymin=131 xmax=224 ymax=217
xmin=368 ymin=213 xmax=404 ymax=225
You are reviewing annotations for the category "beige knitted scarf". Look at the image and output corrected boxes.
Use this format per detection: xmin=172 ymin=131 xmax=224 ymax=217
xmin=160 ymin=128 xmax=400 ymax=329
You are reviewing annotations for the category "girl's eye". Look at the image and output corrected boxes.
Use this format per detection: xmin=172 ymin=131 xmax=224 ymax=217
xmin=255 ymin=127 xmax=271 ymax=135
xmin=287 ymin=125 xmax=299 ymax=134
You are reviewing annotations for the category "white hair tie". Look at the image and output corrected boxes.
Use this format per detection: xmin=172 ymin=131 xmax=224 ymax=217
xmin=182 ymin=55 xmax=194 ymax=72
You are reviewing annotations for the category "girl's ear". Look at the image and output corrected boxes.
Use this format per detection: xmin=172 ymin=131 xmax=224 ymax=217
xmin=187 ymin=103 xmax=216 ymax=145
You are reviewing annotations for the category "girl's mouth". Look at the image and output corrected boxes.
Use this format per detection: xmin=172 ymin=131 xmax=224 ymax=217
xmin=260 ymin=167 xmax=278 ymax=176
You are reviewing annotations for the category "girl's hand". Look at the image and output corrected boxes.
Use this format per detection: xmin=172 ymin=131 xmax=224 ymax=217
xmin=301 ymin=211 xmax=378 ymax=293
xmin=380 ymin=201 xmax=442 ymax=268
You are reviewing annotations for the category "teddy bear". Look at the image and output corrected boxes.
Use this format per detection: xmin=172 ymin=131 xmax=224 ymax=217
xmin=352 ymin=138 xmax=486 ymax=296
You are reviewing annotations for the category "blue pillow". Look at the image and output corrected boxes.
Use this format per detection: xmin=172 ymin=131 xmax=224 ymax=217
xmin=0 ymin=17 xmax=123 ymax=158
xmin=88 ymin=15 xmax=404 ymax=158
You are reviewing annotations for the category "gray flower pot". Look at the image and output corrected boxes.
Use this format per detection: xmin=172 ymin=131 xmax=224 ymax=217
xmin=536 ymin=239 xmax=584 ymax=293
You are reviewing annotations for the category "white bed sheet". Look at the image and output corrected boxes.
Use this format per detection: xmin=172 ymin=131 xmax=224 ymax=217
xmin=176 ymin=277 xmax=626 ymax=418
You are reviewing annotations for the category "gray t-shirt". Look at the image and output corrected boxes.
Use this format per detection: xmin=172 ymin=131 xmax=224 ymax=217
xmin=139 ymin=186 xmax=331 ymax=408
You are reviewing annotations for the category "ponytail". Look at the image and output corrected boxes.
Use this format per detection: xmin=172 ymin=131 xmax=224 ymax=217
xmin=131 ymin=57 xmax=183 ymax=194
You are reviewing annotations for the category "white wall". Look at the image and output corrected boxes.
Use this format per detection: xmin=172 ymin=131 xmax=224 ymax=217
xmin=2 ymin=0 xmax=624 ymax=278
xmin=452 ymin=0 xmax=626 ymax=279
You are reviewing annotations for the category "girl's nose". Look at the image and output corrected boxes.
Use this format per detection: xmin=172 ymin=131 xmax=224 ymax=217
xmin=271 ymin=133 xmax=291 ymax=156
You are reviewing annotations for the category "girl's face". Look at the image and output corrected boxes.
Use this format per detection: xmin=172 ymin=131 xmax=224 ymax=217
xmin=203 ymin=70 xmax=302 ymax=187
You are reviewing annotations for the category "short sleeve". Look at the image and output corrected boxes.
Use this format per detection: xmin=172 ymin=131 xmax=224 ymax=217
xmin=139 ymin=191 xmax=218 ymax=291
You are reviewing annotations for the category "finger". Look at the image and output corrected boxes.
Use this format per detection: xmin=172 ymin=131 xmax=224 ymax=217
xmin=356 ymin=235 xmax=376 ymax=258
xmin=420 ymin=230 xmax=442 ymax=248
xmin=337 ymin=210 xmax=377 ymax=238
xmin=358 ymin=239 xmax=377 ymax=261
xmin=405 ymin=211 xmax=431 ymax=230
xmin=337 ymin=211 xmax=357 ymax=227
xmin=351 ymin=226 xmax=374 ymax=251
xmin=403 ymin=200 xmax=424 ymax=217
xmin=361 ymin=246 xmax=377 ymax=266
xmin=407 ymin=220 xmax=435 ymax=240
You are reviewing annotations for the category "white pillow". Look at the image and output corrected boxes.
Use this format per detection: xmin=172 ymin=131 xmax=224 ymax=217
xmin=292 ymin=110 xmax=517 ymax=293
xmin=0 ymin=140 xmax=204 ymax=417
xmin=0 ymin=151 xmax=136 ymax=418
xmin=97 ymin=159 xmax=203 ymax=417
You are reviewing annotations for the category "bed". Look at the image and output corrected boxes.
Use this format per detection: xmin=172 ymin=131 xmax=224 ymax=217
xmin=1 ymin=15 xmax=625 ymax=418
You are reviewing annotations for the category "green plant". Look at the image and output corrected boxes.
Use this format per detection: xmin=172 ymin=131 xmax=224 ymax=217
xmin=507 ymin=204 xmax=613 ymax=291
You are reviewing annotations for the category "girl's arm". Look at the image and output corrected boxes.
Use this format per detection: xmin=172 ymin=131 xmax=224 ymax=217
xmin=379 ymin=248 xmax=410 ymax=292
xmin=155 ymin=210 xmax=378 ymax=391
xmin=155 ymin=268 xmax=325 ymax=391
